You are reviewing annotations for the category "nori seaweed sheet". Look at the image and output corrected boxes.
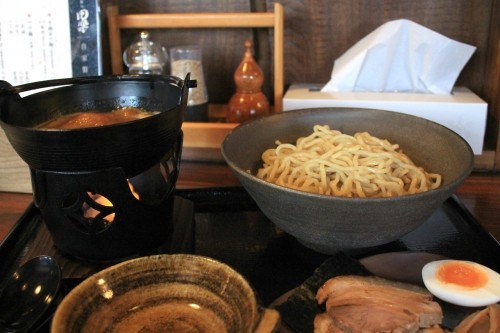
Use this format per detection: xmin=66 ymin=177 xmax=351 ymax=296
xmin=275 ymin=252 xmax=371 ymax=333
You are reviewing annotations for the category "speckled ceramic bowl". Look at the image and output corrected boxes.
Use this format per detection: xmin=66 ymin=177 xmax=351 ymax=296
xmin=221 ymin=108 xmax=474 ymax=254
xmin=51 ymin=254 xmax=279 ymax=333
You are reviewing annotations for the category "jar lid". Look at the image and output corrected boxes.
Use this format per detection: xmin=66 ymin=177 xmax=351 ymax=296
xmin=123 ymin=31 xmax=168 ymax=73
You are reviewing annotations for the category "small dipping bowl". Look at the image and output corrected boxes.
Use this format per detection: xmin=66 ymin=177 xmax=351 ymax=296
xmin=51 ymin=254 xmax=279 ymax=333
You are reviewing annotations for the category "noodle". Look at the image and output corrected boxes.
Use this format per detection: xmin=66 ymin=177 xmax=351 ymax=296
xmin=255 ymin=125 xmax=441 ymax=198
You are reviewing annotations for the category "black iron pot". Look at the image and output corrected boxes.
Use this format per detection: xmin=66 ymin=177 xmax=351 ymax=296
xmin=0 ymin=74 xmax=194 ymax=177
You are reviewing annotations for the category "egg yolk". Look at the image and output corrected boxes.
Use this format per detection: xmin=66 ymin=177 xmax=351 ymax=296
xmin=437 ymin=262 xmax=488 ymax=289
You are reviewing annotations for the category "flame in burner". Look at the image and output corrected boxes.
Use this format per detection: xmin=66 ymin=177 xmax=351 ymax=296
xmin=83 ymin=181 xmax=140 ymax=222
xmin=129 ymin=181 xmax=140 ymax=200
xmin=83 ymin=193 xmax=115 ymax=222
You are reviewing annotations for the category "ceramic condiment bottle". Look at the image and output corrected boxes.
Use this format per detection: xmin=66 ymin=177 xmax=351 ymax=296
xmin=227 ymin=40 xmax=270 ymax=123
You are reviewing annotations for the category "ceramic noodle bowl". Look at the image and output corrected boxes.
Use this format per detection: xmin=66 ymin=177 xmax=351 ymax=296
xmin=221 ymin=108 xmax=474 ymax=254
xmin=51 ymin=254 xmax=280 ymax=333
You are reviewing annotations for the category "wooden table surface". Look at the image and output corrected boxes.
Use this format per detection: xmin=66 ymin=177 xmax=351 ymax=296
xmin=0 ymin=162 xmax=499 ymax=245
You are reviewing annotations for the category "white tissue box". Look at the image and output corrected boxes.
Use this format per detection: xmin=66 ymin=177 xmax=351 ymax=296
xmin=283 ymin=83 xmax=487 ymax=155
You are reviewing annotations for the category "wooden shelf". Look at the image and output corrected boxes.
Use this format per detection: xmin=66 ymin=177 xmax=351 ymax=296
xmin=107 ymin=4 xmax=284 ymax=160
xmin=180 ymin=104 xmax=236 ymax=161
xmin=182 ymin=104 xmax=236 ymax=149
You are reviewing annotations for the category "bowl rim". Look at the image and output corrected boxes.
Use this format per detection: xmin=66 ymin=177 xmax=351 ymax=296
xmin=221 ymin=107 xmax=474 ymax=202
xmin=52 ymin=254 xmax=260 ymax=331
xmin=0 ymin=75 xmax=186 ymax=133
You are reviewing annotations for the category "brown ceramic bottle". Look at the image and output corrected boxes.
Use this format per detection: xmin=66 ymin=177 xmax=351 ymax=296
xmin=227 ymin=40 xmax=270 ymax=123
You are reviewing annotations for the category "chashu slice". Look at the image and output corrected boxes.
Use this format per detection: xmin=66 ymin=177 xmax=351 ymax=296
xmin=328 ymin=303 xmax=420 ymax=333
xmin=317 ymin=275 xmax=433 ymax=304
xmin=315 ymin=275 xmax=443 ymax=333
xmin=453 ymin=304 xmax=500 ymax=333
xmin=324 ymin=289 xmax=442 ymax=328
xmin=314 ymin=312 xmax=346 ymax=333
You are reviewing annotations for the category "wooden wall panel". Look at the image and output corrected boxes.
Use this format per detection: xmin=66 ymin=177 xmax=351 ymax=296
xmin=109 ymin=1 xmax=274 ymax=104
xmin=266 ymin=0 xmax=493 ymax=95
xmin=104 ymin=0 xmax=496 ymax=104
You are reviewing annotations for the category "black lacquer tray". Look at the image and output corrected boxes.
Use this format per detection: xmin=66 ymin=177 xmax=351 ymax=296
xmin=0 ymin=187 xmax=498 ymax=332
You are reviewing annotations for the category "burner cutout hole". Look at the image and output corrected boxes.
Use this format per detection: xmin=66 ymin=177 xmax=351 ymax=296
xmin=128 ymin=162 xmax=171 ymax=203
xmin=83 ymin=191 xmax=116 ymax=224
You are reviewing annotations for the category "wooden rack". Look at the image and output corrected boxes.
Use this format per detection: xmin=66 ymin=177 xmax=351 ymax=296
xmin=107 ymin=4 xmax=284 ymax=160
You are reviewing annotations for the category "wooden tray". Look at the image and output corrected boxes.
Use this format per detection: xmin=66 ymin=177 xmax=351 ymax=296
xmin=0 ymin=187 xmax=498 ymax=332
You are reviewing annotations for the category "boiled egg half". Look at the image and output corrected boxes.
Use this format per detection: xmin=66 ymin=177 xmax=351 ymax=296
xmin=422 ymin=259 xmax=500 ymax=307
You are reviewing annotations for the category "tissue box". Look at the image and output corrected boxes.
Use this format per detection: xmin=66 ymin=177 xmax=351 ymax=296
xmin=283 ymin=83 xmax=487 ymax=155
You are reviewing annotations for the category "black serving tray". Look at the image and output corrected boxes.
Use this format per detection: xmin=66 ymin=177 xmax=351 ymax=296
xmin=0 ymin=187 xmax=499 ymax=332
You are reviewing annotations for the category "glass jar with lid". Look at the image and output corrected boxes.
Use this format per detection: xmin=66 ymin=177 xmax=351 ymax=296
xmin=123 ymin=31 xmax=168 ymax=75
xmin=170 ymin=45 xmax=209 ymax=122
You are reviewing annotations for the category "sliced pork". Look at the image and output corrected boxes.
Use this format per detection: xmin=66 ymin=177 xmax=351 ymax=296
xmin=315 ymin=275 xmax=443 ymax=333
xmin=314 ymin=313 xmax=345 ymax=333
xmin=453 ymin=304 xmax=500 ymax=333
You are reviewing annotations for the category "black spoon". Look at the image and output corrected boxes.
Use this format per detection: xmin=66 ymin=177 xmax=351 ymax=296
xmin=0 ymin=255 xmax=61 ymax=333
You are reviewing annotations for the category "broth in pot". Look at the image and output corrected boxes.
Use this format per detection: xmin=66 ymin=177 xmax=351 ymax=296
xmin=36 ymin=107 xmax=158 ymax=129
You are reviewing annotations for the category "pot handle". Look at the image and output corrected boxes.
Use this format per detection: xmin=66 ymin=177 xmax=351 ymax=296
xmin=0 ymin=80 xmax=24 ymax=118
xmin=0 ymin=76 xmax=107 ymax=96
xmin=0 ymin=80 xmax=13 ymax=90
xmin=0 ymin=80 xmax=13 ymax=107
xmin=0 ymin=75 xmax=193 ymax=96
xmin=180 ymin=73 xmax=197 ymax=108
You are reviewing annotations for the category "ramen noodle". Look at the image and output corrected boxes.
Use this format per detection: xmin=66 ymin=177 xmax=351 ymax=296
xmin=255 ymin=125 xmax=441 ymax=198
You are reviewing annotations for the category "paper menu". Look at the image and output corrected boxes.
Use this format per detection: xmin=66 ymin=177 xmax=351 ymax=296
xmin=0 ymin=0 xmax=101 ymax=86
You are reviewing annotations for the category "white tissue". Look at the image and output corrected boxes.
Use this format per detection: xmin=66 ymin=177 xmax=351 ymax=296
xmin=321 ymin=19 xmax=476 ymax=94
